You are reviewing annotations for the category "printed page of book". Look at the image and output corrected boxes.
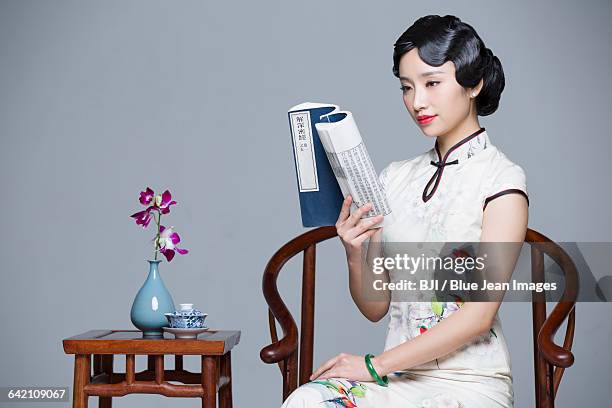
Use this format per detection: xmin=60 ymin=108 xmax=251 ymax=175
xmin=315 ymin=111 xmax=393 ymax=228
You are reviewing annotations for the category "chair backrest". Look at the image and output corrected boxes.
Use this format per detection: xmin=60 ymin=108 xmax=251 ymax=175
xmin=260 ymin=226 xmax=577 ymax=408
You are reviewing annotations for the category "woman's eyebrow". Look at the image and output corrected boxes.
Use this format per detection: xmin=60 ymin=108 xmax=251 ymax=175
xmin=400 ymin=70 xmax=446 ymax=81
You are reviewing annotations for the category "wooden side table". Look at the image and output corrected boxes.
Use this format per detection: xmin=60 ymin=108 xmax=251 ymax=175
xmin=63 ymin=329 xmax=240 ymax=408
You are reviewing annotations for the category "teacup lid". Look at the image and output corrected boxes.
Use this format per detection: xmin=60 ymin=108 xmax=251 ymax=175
xmin=169 ymin=303 xmax=205 ymax=317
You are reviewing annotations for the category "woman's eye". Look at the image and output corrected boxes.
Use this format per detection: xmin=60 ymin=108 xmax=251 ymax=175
xmin=400 ymin=82 xmax=439 ymax=93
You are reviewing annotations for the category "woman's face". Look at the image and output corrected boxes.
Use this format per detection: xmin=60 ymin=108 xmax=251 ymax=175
xmin=398 ymin=48 xmax=478 ymax=138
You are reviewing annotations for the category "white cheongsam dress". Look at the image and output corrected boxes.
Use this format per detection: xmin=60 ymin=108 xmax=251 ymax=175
xmin=281 ymin=128 xmax=528 ymax=408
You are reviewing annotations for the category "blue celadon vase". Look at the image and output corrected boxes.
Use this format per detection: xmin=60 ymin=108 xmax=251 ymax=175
xmin=130 ymin=259 xmax=175 ymax=337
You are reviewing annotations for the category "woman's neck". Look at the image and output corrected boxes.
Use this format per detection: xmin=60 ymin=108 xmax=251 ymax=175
xmin=436 ymin=118 xmax=482 ymax=158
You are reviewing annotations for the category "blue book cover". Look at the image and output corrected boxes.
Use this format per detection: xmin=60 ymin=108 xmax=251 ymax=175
xmin=287 ymin=102 xmax=344 ymax=227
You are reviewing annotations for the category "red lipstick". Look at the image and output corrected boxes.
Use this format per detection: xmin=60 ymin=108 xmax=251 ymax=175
xmin=417 ymin=115 xmax=436 ymax=125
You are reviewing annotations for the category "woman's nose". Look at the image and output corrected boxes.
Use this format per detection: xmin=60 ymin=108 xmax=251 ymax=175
xmin=413 ymin=87 xmax=428 ymax=111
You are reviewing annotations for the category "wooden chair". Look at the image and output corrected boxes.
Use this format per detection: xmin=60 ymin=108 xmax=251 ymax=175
xmin=260 ymin=226 xmax=577 ymax=408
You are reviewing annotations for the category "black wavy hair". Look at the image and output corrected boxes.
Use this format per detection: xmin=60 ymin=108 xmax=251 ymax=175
xmin=392 ymin=15 xmax=504 ymax=116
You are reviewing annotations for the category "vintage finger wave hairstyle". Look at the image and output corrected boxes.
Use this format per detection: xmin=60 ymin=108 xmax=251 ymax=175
xmin=392 ymin=15 xmax=505 ymax=116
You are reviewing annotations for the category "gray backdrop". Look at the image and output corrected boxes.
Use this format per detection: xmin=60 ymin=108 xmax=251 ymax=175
xmin=1 ymin=0 xmax=610 ymax=407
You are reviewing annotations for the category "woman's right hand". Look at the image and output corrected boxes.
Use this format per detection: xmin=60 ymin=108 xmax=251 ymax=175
xmin=335 ymin=195 xmax=384 ymax=258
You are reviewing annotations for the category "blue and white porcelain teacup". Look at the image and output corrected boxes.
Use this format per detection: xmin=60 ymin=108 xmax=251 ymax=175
xmin=165 ymin=303 xmax=208 ymax=329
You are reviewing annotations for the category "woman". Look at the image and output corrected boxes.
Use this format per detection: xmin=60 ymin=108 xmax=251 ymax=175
xmin=281 ymin=14 xmax=528 ymax=408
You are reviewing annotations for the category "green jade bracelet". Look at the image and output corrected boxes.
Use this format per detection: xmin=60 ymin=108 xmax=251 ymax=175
xmin=364 ymin=354 xmax=388 ymax=387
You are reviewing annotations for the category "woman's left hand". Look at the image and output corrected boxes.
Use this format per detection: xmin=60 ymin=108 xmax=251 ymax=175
xmin=309 ymin=352 xmax=383 ymax=382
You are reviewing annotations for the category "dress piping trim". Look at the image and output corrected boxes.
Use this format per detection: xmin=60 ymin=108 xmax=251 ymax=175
xmin=422 ymin=127 xmax=486 ymax=203
xmin=483 ymin=188 xmax=530 ymax=210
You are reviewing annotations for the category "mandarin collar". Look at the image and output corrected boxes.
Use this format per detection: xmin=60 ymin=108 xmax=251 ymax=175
xmin=429 ymin=127 xmax=490 ymax=164
xmin=422 ymin=127 xmax=490 ymax=203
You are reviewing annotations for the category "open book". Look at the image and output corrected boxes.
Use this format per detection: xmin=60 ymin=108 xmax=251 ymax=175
xmin=287 ymin=102 xmax=393 ymax=228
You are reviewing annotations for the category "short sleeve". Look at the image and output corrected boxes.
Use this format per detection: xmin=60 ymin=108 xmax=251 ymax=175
xmin=483 ymin=162 xmax=529 ymax=210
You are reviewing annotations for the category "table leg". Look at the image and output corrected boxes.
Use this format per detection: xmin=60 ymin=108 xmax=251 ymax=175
xmin=92 ymin=355 xmax=113 ymax=408
xmin=101 ymin=355 xmax=113 ymax=383
xmin=98 ymin=396 xmax=112 ymax=408
xmin=219 ymin=351 xmax=232 ymax=408
xmin=126 ymin=354 xmax=135 ymax=384
xmin=202 ymin=356 xmax=217 ymax=408
xmin=175 ymin=355 xmax=183 ymax=371
xmin=73 ymin=354 xmax=90 ymax=408
xmin=99 ymin=355 xmax=113 ymax=408
xmin=93 ymin=355 xmax=101 ymax=375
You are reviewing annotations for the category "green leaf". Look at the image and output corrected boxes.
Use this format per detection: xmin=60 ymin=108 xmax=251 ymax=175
xmin=431 ymin=296 xmax=443 ymax=316
xmin=350 ymin=386 xmax=365 ymax=397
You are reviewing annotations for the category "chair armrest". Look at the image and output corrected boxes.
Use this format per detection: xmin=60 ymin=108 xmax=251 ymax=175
xmin=259 ymin=227 xmax=337 ymax=366
xmin=260 ymin=261 xmax=300 ymax=365
xmin=537 ymin=301 xmax=575 ymax=368
xmin=527 ymin=231 xmax=578 ymax=369
xmin=260 ymin=328 xmax=298 ymax=364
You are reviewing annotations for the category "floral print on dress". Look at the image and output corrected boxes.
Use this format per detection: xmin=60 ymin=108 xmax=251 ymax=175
xmin=407 ymin=176 xmax=458 ymax=241
xmin=407 ymin=294 xmax=500 ymax=361
xmin=308 ymin=378 xmax=368 ymax=407
xmin=466 ymin=131 xmax=488 ymax=159
xmin=462 ymin=326 xmax=501 ymax=356
xmin=409 ymin=295 xmax=464 ymax=338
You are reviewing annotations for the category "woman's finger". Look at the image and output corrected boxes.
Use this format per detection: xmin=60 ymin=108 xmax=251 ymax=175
xmin=318 ymin=368 xmax=338 ymax=381
xmin=338 ymin=202 xmax=372 ymax=239
xmin=335 ymin=195 xmax=353 ymax=226
xmin=310 ymin=355 xmax=340 ymax=381
xmin=347 ymin=202 xmax=373 ymax=227
xmin=311 ymin=361 xmax=334 ymax=381
xmin=343 ymin=215 xmax=383 ymax=242
xmin=369 ymin=226 xmax=384 ymax=243
xmin=352 ymin=215 xmax=384 ymax=235
xmin=350 ymin=228 xmax=378 ymax=247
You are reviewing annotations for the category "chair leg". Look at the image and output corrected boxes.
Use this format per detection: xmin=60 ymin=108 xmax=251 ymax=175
xmin=73 ymin=354 xmax=90 ymax=408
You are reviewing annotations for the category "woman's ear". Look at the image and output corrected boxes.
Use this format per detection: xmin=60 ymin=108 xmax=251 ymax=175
xmin=470 ymin=78 xmax=484 ymax=98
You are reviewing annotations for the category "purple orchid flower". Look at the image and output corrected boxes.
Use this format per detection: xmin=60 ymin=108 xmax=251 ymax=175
xmin=131 ymin=187 xmax=156 ymax=228
xmin=155 ymin=190 xmax=177 ymax=214
xmin=139 ymin=187 xmax=155 ymax=206
xmin=131 ymin=208 xmax=154 ymax=228
xmin=130 ymin=188 xmax=177 ymax=228
xmin=155 ymin=225 xmax=189 ymax=262
xmin=131 ymin=187 xmax=189 ymax=262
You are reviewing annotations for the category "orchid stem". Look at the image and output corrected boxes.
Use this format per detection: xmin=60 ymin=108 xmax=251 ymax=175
xmin=154 ymin=211 xmax=162 ymax=261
